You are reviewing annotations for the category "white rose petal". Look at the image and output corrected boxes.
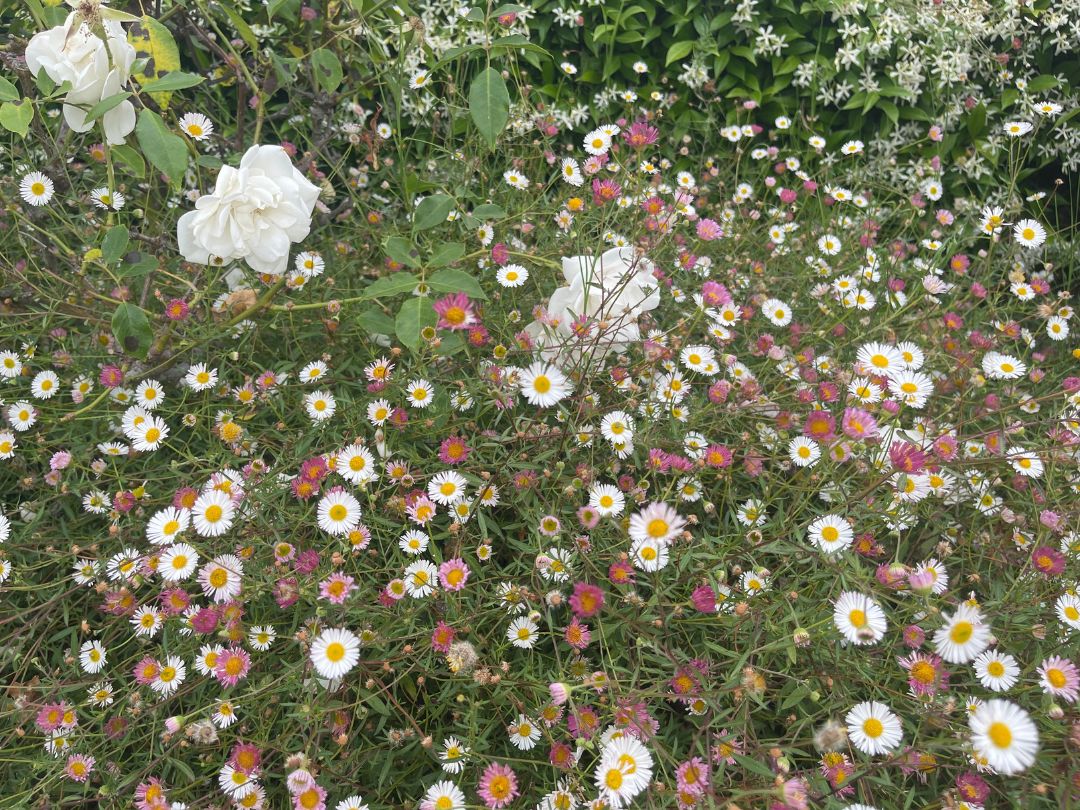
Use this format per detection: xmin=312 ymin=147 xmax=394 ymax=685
xmin=176 ymin=145 xmax=321 ymax=276
xmin=524 ymin=246 xmax=660 ymax=366
xmin=25 ymin=13 xmax=137 ymax=145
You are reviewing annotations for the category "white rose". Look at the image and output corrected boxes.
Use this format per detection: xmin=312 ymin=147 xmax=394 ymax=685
xmin=24 ymin=12 xmax=136 ymax=145
xmin=176 ymin=145 xmax=320 ymax=276
xmin=525 ymin=246 xmax=660 ymax=365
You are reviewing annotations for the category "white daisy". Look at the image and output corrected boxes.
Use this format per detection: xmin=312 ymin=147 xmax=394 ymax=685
xmin=496 ymin=264 xmax=528 ymax=287
xmin=507 ymin=616 xmax=539 ymax=648
xmin=407 ymin=379 xmax=435 ymax=408
xmin=178 ymin=112 xmax=214 ymax=140
xmin=152 ymin=655 xmax=186 ymax=696
xmin=425 ymin=470 xmax=467 ymax=506
xmin=304 ymin=390 xmax=336 ymax=422
xmin=159 ymin=543 xmax=199 ymax=582
xmin=508 ymin=714 xmax=541 ymax=750
xmin=762 ymin=298 xmax=792 ymax=326
xmin=845 ymin=701 xmax=902 ymax=756
xmin=788 ymin=436 xmax=821 ymax=467
xmin=594 ymin=735 xmax=653 ymax=808
xmin=310 ymin=627 xmax=361 ymax=680
xmin=972 ymin=649 xmax=1020 ymax=692
xmin=191 ymin=490 xmax=234 ymax=537
xmin=336 ymin=444 xmax=377 ymax=484
xmin=808 ymin=515 xmax=854 ymax=554
xmin=30 ymin=370 xmax=59 ymax=399
xmin=968 ymin=699 xmax=1039 ymax=774
xmin=317 ymin=490 xmax=362 ymax=536
xmin=198 ymin=554 xmax=244 ymax=602
xmin=518 ymin=362 xmax=571 ymax=408
xmin=403 ymin=560 xmax=438 ymax=598
xmin=933 ymin=604 xmax=991 ymax=663
xmin=20 ymin=172 xmax=54 ymax=206
xmin=184 ymin=363 xmax=218 ymax=391
xmin=833 ymin=592 xmax=887 ymax=645
xmin=79 ymin=640 xmax=107 ymax=674
xmin=630 ymin=537 xmax=670 ymax=572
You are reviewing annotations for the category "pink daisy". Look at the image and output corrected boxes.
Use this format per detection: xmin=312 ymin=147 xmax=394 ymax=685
xmin=65 ymin=753 xmax=95 ymax=782
xmin=293 ymin=783 xmax=327 ymax=810
xmin=477 ymin=762 xmax=519 ymax=809
xmin=676 ymin=756 xmax=710 ymax=795
xmin=132 ymin=657 xmax=161 ymax=686
xmin=438 ymin=558 xmax=471 ymax=591
xmin=1038 ymin=656 xmax=1079 ymax=702
xmin=898 ymin=652 xmax=949 ymax=696
xmin=563 ymin=618 xmax=591 ymax=651
xmin=214 ymin=647 xmax=251 ymax=687
xmin=433 ymin=293 xmax=477 ymax=331
xmin=318 ymin=572 xmax=356 ymax=605
xmin=438 ymin=436 xmax=471 ymax=465
xmin=569 ymin=582 xmax=604 ymax=619
xmin=431 ymin=621 xmax=456 ymax=653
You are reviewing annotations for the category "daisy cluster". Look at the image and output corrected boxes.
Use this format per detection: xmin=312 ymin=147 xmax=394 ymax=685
xmin=2 ymin=4 xmax=1080 ymax=810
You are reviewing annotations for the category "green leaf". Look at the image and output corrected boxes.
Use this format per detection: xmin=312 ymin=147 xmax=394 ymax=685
xmin=665 ymin=40 xmax=694 ymax=66
xmin=358 ymin=306 xmax=395 ymax=336
xmin=435 ymin=332 xmax=465 ymax=356
xmin=0 ymin=76 xmax=18 ymax=102
xmin=363 ymin=272 xmax=420 ymax=300
xmin=101 ymin=226 xmax=130 ymax=265
xmin=111 ymin=144 xmax=146 ymax=178
xmin=472 ymin=203 xmax=506 ymax=220
xmin=468 ymin=67 xmax=510 ymax=148
xmin=428 ymin=242 xmax=465 ymax=268
xmin=491 ymin=35 xmax=550 ymax=60
xmin=429 ymin=268 xmax=487 ymax=301
xmin=967 ymin=104 xmax=986 ymax=139
xmin=384 ymin=236 xmax=419 ymax=268
xmin=311 ymin=48 xmax=343 ymax=93
xmin=135 ymin=109 xmax=188 ymax=186
xmin=83 ymin=91 xmax=131 ymax=124
xmin=128 ymin=16 xmax=182 ymax=110
xmin=414 ymin=195 xmax=455 ymax=230
xmin=218 ymin=3 xmax=259 ymax=52
xmin=34 ymin=70 xmax=56 ymax=97
xmin=880 ymin=99 xmax=899 ymax=126
xmin=1027 ymin=75 xmax=1058 ymax=93
xmin=137 ymin=71 xmax=205 ymax=93
xmin=394 ymin=296 xmax=437 ymax=354
xmin=267 ymin=0 xmax=295 ymax=21
xmin=120 ymin=251 xmax=158 ymax=280
xmin=111 ymin=303 xmax=153 ymax=358
xmin=0 ymin=98 xmax=33 ymax=137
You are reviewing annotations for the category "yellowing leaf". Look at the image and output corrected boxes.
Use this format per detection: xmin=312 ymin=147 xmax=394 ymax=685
xmin=128 ymin=16 xmax=181 ymax=111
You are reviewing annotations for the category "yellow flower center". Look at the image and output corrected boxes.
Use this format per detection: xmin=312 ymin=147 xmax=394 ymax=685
xmin=988 ymin=722 xmax=1012 ymax=748
xmin=647 ymin=518 xmax=669 ymax=538
xmin=950 ymin=621 xmax=973 ymax=644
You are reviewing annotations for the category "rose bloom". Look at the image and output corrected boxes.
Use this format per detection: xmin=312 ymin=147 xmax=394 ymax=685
xmin=25 ymin=11 xmax=137 ymax=144
xmin=177 ymin=145 xmax=320 ymax=275
xmin=524 ymin=246 xmax=660 ymax=366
